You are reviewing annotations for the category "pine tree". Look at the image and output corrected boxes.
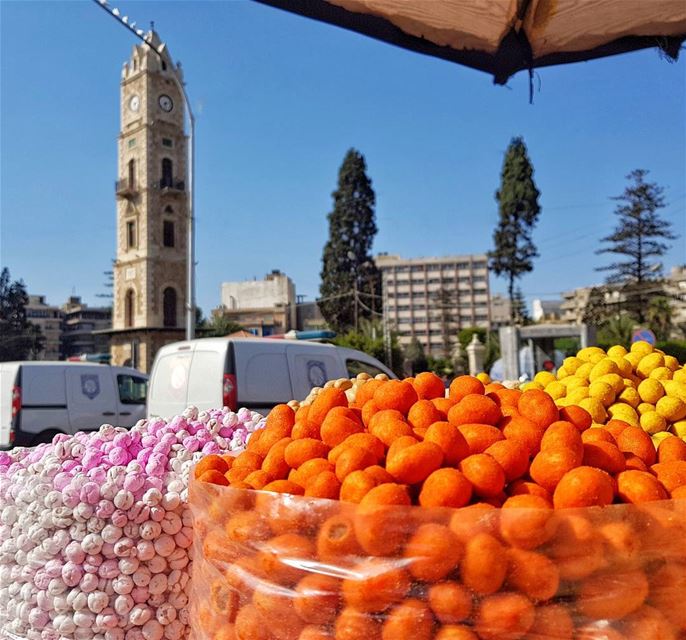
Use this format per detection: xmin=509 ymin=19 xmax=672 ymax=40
xmin=488 ymin=137 xmax=541 ymax=323
xmin=512 ymin=287 xmax=530 ymax=325
xmin=432 ymin=286 xmax=458 ymax=359
xmin=596 ymin=169 xmax=676 ymax=323
xmin=319 ymin=149 xmax=380 ymax=331
xmin=582 ymin=286 xmax=609 ymax=327
xmin=0 ymin=267 xmax=45 ymax=361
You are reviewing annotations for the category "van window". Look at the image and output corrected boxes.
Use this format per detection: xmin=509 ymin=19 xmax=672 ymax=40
xmin=346 ymin=359 xmax=387 ymax=379
xmin=188 ymin=351 xmax=223 ymax=408
xmin=117 ymin=374 xmax=147 ymax=405
xmin=244 ymin=353 xmax=292 ymax=402
xmin=151 ymin=353 xmax=192 ymax=404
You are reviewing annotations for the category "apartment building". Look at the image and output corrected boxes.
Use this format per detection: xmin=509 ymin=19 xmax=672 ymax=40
xmin=61 ymin=297 xmax=112 ymax=359
xmin=25 ymin=295 xmax=63 ymax=360
xmin=561 ymin=266 xmax=686 ymax=331
xmin=218 ymin=270 xmax=297 ymax=336
xmin=376 ymin=253 xmax=491 ymax=357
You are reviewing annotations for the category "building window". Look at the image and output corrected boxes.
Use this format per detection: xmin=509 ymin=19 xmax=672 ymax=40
xmin=126 ymin=221 xmax=136 ymax=249
xmin=128 ymin=159 xmax=135 ymax=188
xmin=163 ymin=287 xmax=177 ymax=327
xmin=125 ymin=289 xmax=135 ymax=328
xmin=164 ymin=205 xmax=174 ymax=215
xmin=163 ymin=221 xmax=175 ymax=247
xmin=162 ymin=138 xmax=173 ymax=148
xmin=128 ymin=138 xmax=136 ymax=149
xmin=161 ymin=158 xmax=173 ymax=187
xmin=161 ymin=61 xmax=167 ymax=71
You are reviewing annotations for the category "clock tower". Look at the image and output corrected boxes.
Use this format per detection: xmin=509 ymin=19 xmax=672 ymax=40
xmin=108 ymin=31 xmax=188 ymax=372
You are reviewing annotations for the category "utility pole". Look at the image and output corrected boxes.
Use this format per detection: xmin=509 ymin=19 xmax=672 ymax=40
xmin=354 ymin=280 xmax=359 ymax=332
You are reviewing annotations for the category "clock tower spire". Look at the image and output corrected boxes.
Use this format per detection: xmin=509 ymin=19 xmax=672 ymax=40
xmin=108 ymin=30 xmax=188 ymax=372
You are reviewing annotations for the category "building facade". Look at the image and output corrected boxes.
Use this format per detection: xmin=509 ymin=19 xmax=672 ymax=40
xmin=532 ymin=299 xmax=564 ymax=323
xmin=25 ymin=295 xmax=63 ymax=360
xmin=218 ymin=271 xmax=297 ymax=336
xmin=376 ymin=253 xmax=491 ymax=357
xmin=107 ymin=32 xmax=188 ymax=372
xmin=61 ymin=297 xmax=112 ymax=359
xmin=561 ymin=267 xmax=686 ymax=333
xmin=489 ymin=294 xmax=512 ymax=330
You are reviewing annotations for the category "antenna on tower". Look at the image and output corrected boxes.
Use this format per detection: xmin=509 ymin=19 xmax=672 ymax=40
xmin=150 ymin=20 xmax=155 ymax=31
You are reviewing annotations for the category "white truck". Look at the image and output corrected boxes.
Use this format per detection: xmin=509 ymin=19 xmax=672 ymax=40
xmin=147 ymin=337 xmax=395 ymax=418
xmin=0 ymin=362 xmax=148 ymax=448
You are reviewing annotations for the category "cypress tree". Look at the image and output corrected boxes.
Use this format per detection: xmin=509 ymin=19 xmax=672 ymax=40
xmin=319 ymin=149 xmax=380 ymax=331
xmin=488 ymin=137 xmax=541 ymax=323
xmin=596 ymin=169 xmax=676 ymax=323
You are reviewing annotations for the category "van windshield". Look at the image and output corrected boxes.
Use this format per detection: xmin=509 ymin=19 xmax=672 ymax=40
xmin=117 ymin=374 xmax=147 ymax=405
xmin=151 ymin=353 xmax=192 ymax=405
xmin=346 ymin=359 xmax=387 ymax=379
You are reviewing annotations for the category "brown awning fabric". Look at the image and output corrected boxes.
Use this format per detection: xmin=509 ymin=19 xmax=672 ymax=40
xmin=254 ymin=0 xmax=686 ymax=85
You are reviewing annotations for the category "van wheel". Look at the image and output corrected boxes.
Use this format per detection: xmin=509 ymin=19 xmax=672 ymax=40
xmin=31 ymin=429 xmax=63 ymax=446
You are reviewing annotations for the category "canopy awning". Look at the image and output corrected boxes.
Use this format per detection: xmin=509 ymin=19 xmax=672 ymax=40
xmin=255 ymin=0 xmax=686 ymax=85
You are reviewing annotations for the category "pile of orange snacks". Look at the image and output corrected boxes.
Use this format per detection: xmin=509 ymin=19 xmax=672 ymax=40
xmin=189 ymin=373 xmax=686 ymax=640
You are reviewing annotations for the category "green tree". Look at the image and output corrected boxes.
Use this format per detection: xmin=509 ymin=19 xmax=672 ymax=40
xmin=597 ymin=314 xmax=635 ymax=350
xmin=201 ymin=310 xmax=245 ymax=337
xmin=582 ymin=286 xmax=610 ymax=327
xmin=427 ymin=356 xmax=454 ymax=379
xmin=431 ymin=286 xmax=458 ymax=359
xmin=596 ymin=169 xmax=676 ymax=323
xmin=512 ymin=287 xmax=530 ymax=325
xmin=319 ymin=149 xmax=380 ymax=332
xmin=647 ymin=296 xmax=673 ymax=341
xmin=333 ymin=319 xmax=403 ymax=377
xmin=0 ymin=267 xmax=45 ymax=361
xmin=488 ymin=137 xmax=542 ymax=322
xmin=405 ymin=337 xmax=428 ymax=375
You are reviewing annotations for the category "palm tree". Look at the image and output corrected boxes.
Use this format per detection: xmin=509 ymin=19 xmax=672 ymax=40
xmin=598 ymin=314 xmax=635 ymax=349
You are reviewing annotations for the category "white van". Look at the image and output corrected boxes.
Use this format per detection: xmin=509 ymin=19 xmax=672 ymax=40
xmin=147 ymin=337 xmax=396 ymax=418
xmin=0 ymin=362 xmax=148 ymax=448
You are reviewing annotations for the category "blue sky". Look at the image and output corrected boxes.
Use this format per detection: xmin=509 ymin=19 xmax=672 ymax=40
xmin=2 ymin=1 xmax=685 ymax=317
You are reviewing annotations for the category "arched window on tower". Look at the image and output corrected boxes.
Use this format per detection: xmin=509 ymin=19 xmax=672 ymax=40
xmin=161 ymin=158 xmax=173 ymax=188
xmin=128 ymin=159 xmax=136 ymax=189
xmin=163 ymin=288 xmax=177 ymax=327
xmin=125 ymin=289 xmax=135 ymax=328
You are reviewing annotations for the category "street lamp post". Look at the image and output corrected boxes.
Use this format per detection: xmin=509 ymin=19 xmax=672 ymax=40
xmin=92 ymin=0 xmax=196 ymax=340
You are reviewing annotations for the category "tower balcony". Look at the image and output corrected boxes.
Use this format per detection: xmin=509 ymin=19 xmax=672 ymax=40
xmin=115 ymin=179 xmax=138 ymax=198
xmin=157 ymin=178 xmax=185 ymax=193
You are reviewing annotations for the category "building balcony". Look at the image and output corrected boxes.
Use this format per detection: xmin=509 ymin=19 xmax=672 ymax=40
xmin=157 ymin=178 xmax=185 ymax=193
xmin=115 ymin=179 xmax=138 ymax=198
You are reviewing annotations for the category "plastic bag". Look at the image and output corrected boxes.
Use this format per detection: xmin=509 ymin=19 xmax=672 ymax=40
xmin=189 ymin=478 xmax=686 ymax=640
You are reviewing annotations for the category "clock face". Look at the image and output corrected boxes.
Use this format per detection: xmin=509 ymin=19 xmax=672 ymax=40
xmin=159 ymin=94 xmax=173 ymax=112
xmin=129 ymin=95 xmax=140 ymax=112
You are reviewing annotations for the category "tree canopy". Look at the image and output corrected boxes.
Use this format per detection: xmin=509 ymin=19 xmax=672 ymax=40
xmin=319 ymin=149 xmax=380 ymax=332
xmin=596 ymin=169 xmax=676 ymax=322
xmin=0 ymin=267 xmax=44 ymax=361
xmin=488 ymin=137 xmax=541 ymax=322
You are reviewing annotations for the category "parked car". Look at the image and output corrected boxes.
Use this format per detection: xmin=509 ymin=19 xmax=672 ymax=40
xmin=147 ymin=337 xmax=395 ymax=418
xmin=0 ymin=362 xmax=148 ymax=448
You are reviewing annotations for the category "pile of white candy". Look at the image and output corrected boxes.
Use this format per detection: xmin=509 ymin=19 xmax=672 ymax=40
xmin=0 ymin=406 xmax=264 ymax=640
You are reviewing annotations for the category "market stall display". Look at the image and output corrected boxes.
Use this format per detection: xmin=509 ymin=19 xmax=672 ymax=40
xmin=0 ymin=407 xmax=265 ymax=640
xmin=523 ymin=341 xmax=686 ymax=447
xmin=190 ymin=367 xmax=686 ymax=639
